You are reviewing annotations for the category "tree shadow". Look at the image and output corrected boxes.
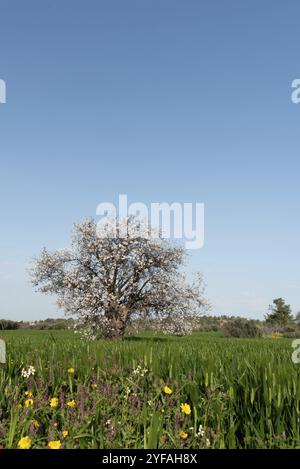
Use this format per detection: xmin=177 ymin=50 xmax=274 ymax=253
xmin=124 ymin=335 xmax=170 ymax=343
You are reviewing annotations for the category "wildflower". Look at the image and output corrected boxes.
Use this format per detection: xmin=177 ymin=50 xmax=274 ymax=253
xmin=21 ymin=366 xmax=36 ymax=379
xmin=50 ymin=397 xmax=59 ymax=408
xmin=32 ymin=419 xmax=40 ymax=429
xmin=67 ymin=399 xmax=76 ymax=408
xmin=179 ymin=431 xmax=188 ymax=439
xmin=133 ymin=365 xmax=148 ymax=377
xmin=62 ymin=430 xmax=68 ymax=438
xmin=133 ymin=365 xmax=141 ymax=375
xmin=163 ymin=386 xmax=172 ymax=395
xmin=18 ymin=436 xmax=31 ymax=449
xmin=271 ymin=332 xmax=282 ymax=339
xmin=68 ymin=367 xmax=75 ymax=374
xmin=195 ymin=424 xmax=205 ymax=437
xmin=180 ymin=403 xmax=191 ymax=415
xmin=25 ymin=391 xmax=33 ymax=397
xmin=24 ymin=398 xmax=34 ymax=408
xmin=91 ymin=383 xmax=98 ymax=389
xmin=48 ymin=440 xmax=61 ymax=449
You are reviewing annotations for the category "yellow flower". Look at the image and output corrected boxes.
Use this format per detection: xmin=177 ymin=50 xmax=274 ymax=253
xmin=91 ymin=383 xmax=98 ymax=389
xmin=180 ymin=403 xmax=191 ymax=415
xmin=18 ymin=436 xmax=31 ymax=449
xmin=68 ymin=367 xmax=75 ymax=374
xmin=50 ymin=397 xmax=59 ymax=408
xmin=163 ymin=386 xmax=172 ymax=395
xmin=32 ymin=419 xmax=40 ymax=429
xmin=271 ymin=332 xmax=282 ymax=339
xmin=25 ymin=391 xmax=33 ymax=397
xmin=62 ymin=430 xmax=68 ymax=438
xmin=48 ymin=440 xmax=61 ymax=449
xmin=179 ymin=430 xmax=188 ymax=439
xmin=67 ymin=399 xmax=76 ymax=408
xmin=25 ymin=398 xmax=34 ymax=408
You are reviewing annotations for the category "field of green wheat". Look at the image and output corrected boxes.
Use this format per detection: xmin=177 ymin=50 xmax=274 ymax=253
xmin=0 ymin=330 xmax=299 ymax=449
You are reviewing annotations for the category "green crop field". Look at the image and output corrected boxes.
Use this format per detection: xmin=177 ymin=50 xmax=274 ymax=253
xmin=0 ymin=330 xmax=300 ymax=449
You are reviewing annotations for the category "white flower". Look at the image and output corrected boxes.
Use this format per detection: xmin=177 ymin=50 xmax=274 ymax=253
xmin=133 ymin=365 xmax=141 ymax=375
xmin=132 ymin=365 xmax=148 ymax=376
xmin=21 ymin=366 xmax=36 ymax=379
xmin=195 ymin=424 xmax=205 ymax=437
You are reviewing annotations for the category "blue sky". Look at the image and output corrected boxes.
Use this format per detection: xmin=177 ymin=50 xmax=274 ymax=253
xmin=0 ymin=0 xmax=300 ymax=320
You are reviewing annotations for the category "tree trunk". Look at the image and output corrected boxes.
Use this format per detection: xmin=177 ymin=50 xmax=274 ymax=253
xmin=104 ymin=320 xmax=126 ymax=340
xmin=103 ymin=307 xmax=128 ymax=340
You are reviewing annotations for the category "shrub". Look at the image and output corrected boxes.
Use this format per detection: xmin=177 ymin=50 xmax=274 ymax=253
xmin=222 ymin=318 xmax=262 ymax=338
xmin=0 ymin=319 xmax=19 ymax=330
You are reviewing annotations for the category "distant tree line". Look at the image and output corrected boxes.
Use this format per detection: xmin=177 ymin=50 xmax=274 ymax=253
xmin=0 ymin=318 xmax=74 ymax=330
xmin=0 ymin=298 xmax=299 ymax=338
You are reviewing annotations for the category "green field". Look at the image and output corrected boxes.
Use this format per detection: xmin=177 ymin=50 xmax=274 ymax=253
xmin=0 ymin=330 xmax=300 ymax=449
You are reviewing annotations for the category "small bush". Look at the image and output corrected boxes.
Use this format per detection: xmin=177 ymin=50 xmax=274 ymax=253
xmin=282 ymin=331 xmax=300 ymax=339
xmin=0 ymin=319 xmax=19 ymax=330
xmin=222 ymin=318 xmax=262 ymax=338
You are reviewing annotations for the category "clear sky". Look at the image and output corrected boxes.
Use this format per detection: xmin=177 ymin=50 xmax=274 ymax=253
xmin=0 ymin=0 xmax=300 ymax=320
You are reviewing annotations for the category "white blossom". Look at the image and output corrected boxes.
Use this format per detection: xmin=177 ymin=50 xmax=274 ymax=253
xmin=21 ymin=366 xmax=36 ymax=379
xmin=30 ymin=216 xmax=209 ymax=340
xmin=132 ymin=365 xmax=148 ymax=377
xmin=195 ymin=424 xmax=205 ymax=437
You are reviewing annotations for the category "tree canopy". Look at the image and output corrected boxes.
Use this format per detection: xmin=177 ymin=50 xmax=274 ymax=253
xmin=265 ymin=298 xmax=293 ymax=326
xmin=31 ymin=217 xmax=208 ymax=339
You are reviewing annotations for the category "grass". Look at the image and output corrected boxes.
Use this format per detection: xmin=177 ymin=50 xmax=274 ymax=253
xmin=0 ymin=330 xmax=299 ymax=449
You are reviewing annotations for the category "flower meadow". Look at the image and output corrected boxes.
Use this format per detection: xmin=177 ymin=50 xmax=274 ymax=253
xmin=0 ymin=330 xmax=300 ymax=449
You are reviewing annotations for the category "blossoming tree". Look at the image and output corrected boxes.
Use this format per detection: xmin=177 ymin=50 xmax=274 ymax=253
xmin=31 ymin=217 xmax=208 ymax=340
